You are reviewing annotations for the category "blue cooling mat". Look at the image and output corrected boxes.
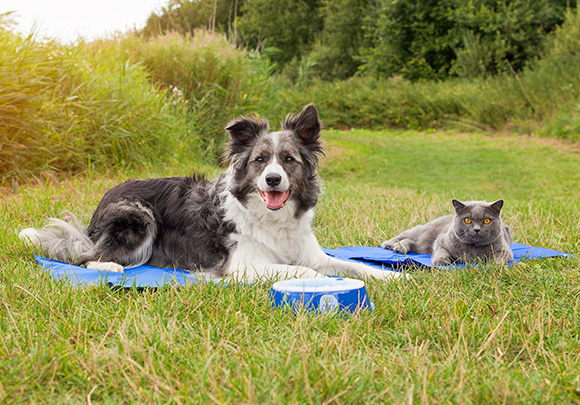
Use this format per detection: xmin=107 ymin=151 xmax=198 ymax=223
xmin=34 ymin=242 xmax=572 ymax=288
xmin=322 ymin=242 xmax=573 ymax=269
xmin=33 ymin=256 xmax=212 ymax=288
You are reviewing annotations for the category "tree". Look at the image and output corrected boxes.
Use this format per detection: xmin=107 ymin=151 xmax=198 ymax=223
xmin=142 ymin=0 xmax=243 ymax=37
xmin=359 ymin=0 xmax=457 ymax=81
xmin=359 ymin=0 xmax=576 ymax=81
xmin=308 ymin=0 xmax=374 ymax=80
xmin=142 ymin=0 xmax=578 ymax=81
xmin=236 ymin=0 xmax=324 ymax=66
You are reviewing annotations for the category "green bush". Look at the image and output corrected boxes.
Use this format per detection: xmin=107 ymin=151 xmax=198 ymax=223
xmin=358 ymin=0 xmax=571 ymax=81
xmin=119 ymin=30 xmax=276 ymax=159
xmin=534 ymin=7 xmax=580 ymax=140
xmin=0 ymin=27 xmax=187 ymax=184
xmin=306 ymin=0 xmax=371 ymax=81
xmin=266 ymin=74 xmax=530 ymax=131
xmin=142 ymin=0 xmax=576 ymax=82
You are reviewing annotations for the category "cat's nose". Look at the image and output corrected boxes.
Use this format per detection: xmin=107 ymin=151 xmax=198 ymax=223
xmin=474 ymin=229 xmax=480 ymax=233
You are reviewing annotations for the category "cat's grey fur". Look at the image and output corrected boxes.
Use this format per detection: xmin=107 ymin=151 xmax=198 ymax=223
xmin=382 ymin=199 xmax=513 ymax=265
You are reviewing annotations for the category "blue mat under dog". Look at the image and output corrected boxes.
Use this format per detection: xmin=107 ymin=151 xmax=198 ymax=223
xmin=34 ymin=242 xmax=572 ymax=288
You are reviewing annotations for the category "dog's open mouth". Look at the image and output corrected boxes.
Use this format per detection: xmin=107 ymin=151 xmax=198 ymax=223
xmin=259 ymin=190 xmax=290 ymax=210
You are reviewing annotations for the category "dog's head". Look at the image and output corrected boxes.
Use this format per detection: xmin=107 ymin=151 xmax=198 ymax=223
xmin=225 ymin=104 xmax=324 ymax=215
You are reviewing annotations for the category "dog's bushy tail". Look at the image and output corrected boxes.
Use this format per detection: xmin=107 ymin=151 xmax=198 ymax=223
xmin=19 ymin=214 xmax=95 ymax=264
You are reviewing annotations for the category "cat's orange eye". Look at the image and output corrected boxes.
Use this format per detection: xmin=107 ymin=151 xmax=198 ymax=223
xmin=483 ymin=218 xmax=491 ymax=224
xmin=464 ymin=218 xmax=472 ymax=224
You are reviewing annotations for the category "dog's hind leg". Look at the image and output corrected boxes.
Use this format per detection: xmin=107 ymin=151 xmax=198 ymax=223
xmin=85 ymin=197 xmax=157 ymax=270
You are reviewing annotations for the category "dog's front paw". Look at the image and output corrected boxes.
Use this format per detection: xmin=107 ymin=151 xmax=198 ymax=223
xmin=86 ymin=261 xmax=124 ymax=273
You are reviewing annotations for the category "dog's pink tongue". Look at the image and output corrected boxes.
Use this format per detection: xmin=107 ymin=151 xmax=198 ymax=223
xmin=261 ymin=190 xmax=289 ymax=210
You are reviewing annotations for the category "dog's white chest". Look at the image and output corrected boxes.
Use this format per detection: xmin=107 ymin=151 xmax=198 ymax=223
xmin=223 ymin=192 xmax=315 ymax=264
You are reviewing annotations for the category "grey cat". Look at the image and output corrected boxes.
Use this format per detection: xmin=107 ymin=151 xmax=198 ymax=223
xmin=381 ymin=199 xmax=513 ymax=265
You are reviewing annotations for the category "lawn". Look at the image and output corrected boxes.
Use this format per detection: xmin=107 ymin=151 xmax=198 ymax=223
xmin=1 ymin=130 xmax=579 ymax=403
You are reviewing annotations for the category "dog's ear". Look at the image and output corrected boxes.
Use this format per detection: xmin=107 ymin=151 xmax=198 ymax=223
xmin=225 ymin=118 xmax=269 ymax=156
xmin=283 ymin=104 xmax=323 ymax=152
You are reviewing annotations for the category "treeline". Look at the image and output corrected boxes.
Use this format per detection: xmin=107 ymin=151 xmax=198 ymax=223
xmin=3 ymin=5 xmax=580 ymax=184
xmin=143 ymin=0 xmax=577 ymax=81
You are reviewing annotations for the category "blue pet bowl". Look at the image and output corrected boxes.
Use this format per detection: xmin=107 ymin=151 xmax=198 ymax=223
xmin=269 ymin=278 xmax=374 ymax=314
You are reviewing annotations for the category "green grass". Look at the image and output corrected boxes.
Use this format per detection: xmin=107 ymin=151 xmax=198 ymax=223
xmin=1 ymin=130 xmax=579 ymax=402
xmin=322 ymin=130 xmax=580 ymax=200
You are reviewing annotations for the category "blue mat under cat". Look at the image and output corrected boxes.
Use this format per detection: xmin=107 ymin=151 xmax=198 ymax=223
xmin=33 ymin=242 xmax=572 ymax=288
xmin=322 ymin=242 xmax=572 ymax=269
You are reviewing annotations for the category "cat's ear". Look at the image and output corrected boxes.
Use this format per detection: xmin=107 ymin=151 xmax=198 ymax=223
xmin=452 ymin=199 xmax=466 ymax=212
xmin=490 ymin=199 xmax=504 ymax=213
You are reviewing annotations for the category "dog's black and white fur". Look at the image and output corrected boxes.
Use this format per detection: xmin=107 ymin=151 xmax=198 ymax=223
xmin=20 ymin=105 xmax=404 ymax=282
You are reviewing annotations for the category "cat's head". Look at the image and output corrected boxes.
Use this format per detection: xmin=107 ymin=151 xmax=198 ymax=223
xmin=451 ymin=199 xmax=505 ymax=246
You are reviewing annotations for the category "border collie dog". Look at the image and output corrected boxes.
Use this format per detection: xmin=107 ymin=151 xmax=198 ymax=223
xmin=20 ymin=104 xmax=403 ymax=282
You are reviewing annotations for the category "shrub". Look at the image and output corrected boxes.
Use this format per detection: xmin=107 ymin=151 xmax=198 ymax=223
xmin=0 ymin=27 xmax=188 ymax=184
xmin=119 ymin=30 xmax=276 ymax=159
xmin=0 ymin=27 xmax=277 ymax=183
xmin=267 ymin=74 xmax=533 ymax=131
xmin=237 ymin=0 xmax=324 ymax=67
xmin=534 ymin=7 xmax=580 ymax=140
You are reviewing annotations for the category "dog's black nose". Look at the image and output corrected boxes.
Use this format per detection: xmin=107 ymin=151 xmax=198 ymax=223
xmin=265 ymin=174 xmax=282 ymax=187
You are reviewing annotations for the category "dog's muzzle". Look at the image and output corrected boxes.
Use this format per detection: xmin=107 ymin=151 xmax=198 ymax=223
xmin=260 ymin=188 xmax=290 ymax=210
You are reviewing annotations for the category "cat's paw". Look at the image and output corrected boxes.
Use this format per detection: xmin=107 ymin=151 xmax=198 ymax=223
xmin=432 ymin=255 xmax=454 ymax=266
xmin=382 ymin=239 xmax=409 ymax=254
xmin=393 ymin=244 xmax=408 ymax=254
xmin=381 ymin=240 xmax=395 ymax=250
xmin=496 ymin=250 xmax=514 ymax=264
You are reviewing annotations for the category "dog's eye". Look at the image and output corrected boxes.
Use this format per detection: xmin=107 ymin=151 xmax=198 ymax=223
xmin=464 ymin=218 xmax=472 ymax=224
xmin=285 ymin=156 xmax=294 ymax=164
xmin=483 ymin=218 xmax=491 ymax=225
xmin=255 ymin=156 xmax=264 ymax=164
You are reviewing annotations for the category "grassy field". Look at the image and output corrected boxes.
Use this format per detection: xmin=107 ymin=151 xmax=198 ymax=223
xmin=1 ymin=130 xmax=579 ymax=403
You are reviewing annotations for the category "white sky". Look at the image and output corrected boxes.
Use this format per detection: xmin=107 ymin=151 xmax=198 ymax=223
xmin=3 ymin=0 xmax=167 ymax=43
